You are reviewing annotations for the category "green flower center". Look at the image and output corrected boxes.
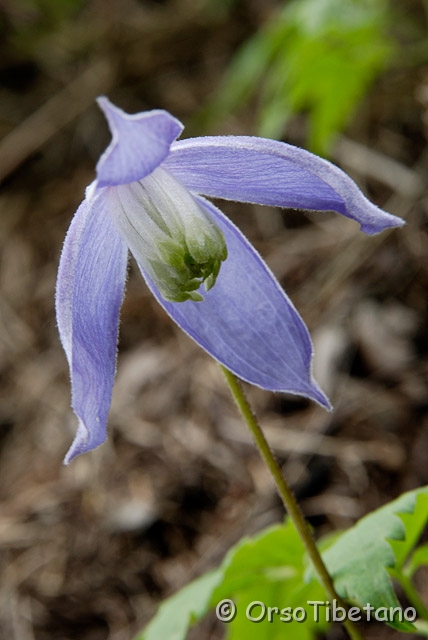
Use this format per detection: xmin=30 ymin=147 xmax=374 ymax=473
xmin=113 ymin=167 xmax=228 ymax=302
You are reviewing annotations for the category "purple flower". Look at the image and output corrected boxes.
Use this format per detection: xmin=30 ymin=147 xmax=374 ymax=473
xmin=56 ymin=97 xmax=404 ymax=463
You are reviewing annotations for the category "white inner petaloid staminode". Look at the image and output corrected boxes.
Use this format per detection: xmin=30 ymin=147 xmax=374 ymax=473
xmin=111 ymin=167 xmax=227 ymax=302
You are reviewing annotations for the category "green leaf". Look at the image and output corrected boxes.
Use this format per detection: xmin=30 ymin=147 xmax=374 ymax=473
xmin=390 ymin=492 xmax=428 ymax=571
xmin=322 ymin=486 xmax=428 ymax=632
xmin=136 ymin=487 xmax=428 ymax=639
xmin=136 ymin=520 xmax=329 ymax=640
xmin=135 ymin=569 xmax=223 ymax=640
xmin=405 ymin=544 xmax=428 ymax=579
xmin=213 ymin=520 xmax=304 ymax=596
xmin=212 ymin=520 xmax=328 ymax=640
xmin=224 ymin=579 xmax=327 ymax=640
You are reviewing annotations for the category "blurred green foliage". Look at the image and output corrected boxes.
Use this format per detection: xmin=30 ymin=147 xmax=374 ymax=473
xmin=207 ymin=0 xmax=394 ymax=155
xmin=3 ymin=0 xmax=84 ymax=58
xmin=18 ymin=0 xmax=82 ymax=16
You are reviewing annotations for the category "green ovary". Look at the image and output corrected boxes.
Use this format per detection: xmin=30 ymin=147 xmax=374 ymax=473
xmin=151 ymin=230 xmax=228 ymax=303
xmin=114 ymin=167 xmax=228 ymax=303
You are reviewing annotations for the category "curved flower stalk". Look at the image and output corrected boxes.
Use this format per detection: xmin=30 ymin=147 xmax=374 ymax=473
xmin=56 ymin=97 xmax=404 ymax=463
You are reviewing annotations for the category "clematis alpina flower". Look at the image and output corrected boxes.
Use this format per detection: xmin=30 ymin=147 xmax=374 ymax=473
xmin=56 ymin=97 xmax=404 ymax=463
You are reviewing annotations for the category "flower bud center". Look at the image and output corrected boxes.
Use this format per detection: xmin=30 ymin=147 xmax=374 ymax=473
xmin=112 ymin=167 xmax=227 ymax=302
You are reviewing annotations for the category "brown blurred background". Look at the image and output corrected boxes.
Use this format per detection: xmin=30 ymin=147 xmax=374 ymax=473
xmin=0 ymin=0 xmax=428 ymax=638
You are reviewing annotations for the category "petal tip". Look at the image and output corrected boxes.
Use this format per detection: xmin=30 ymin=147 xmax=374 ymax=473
xmin=360 ymin=210 xmax=406 ymax=236
xmin=95 ymin=96 xmax=184 ymax=187
xmin=287 ymin=374 xmax=332 ymax=410
xmin=309 ymin=384 xmax=333 ymax=411
xmin=96 ymin=95 xmax=111 ymax=112
xmin=63 ymin=418 xmax=107 ymax=465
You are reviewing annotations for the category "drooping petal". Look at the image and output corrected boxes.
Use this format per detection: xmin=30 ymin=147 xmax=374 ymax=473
xmin=139 ymin=196 xmax=330 ymax=407
xmin=56 ymin=193 xmax=128 ymax=463
xmin=164 ymin=136 xmax=404 ymax=235
xmin=95 ymin=97 xmax=183 ymax=188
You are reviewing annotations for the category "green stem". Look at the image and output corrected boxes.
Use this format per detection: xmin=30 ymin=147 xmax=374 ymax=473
xmin=413 ymin=619 xmax=428 ymax=637
xmin=396 ymin=574 xmax=428 ymax=621
xmin=220 ymin=366 xmax=364 ymax=640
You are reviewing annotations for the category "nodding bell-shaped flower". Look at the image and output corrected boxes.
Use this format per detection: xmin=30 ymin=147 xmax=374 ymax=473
xmin=56 ymin=97 xmax=404 ymax=463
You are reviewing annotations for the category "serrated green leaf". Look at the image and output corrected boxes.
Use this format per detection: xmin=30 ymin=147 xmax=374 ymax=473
xmin=390 ymin=492 xmax=428 ymax=571
xmin=322 ymin=486 xmax=428 ymax=632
